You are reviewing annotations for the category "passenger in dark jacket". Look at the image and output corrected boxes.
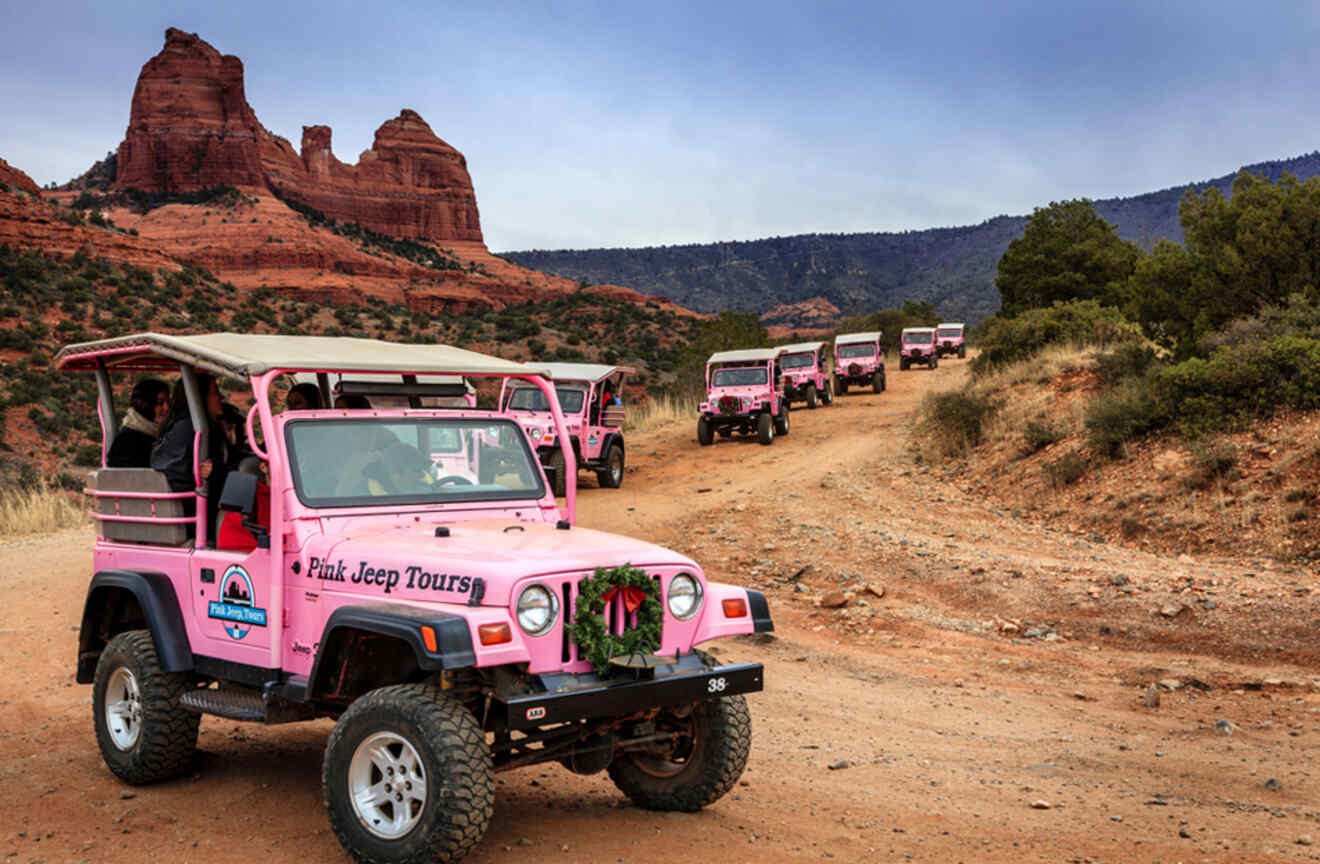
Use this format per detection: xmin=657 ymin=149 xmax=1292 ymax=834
xmin=107 ymin=378 xmax=170 ymax=468
xmin=152 ymin=373 xmax=226 ymax=541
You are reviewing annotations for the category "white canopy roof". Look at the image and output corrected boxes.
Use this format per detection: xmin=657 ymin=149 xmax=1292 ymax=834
xmin=530 ymin=362 xmax=635 ymax=383
xmin=779 ymin=341 xmax=827 ymax=354
xmin=937 ymin=322 xmax=966 ymax=329
xmin=55 ymin=332 xmax=553 ymax=380
xmin=706 ymin=347 xmax=783 ymax=364
xmin=834 ymin=331 xmax=882 ymax=345
xmin=901 ymin=326 xmax=936 ymax=335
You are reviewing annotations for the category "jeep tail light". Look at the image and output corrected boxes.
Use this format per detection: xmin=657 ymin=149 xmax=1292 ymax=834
xmin=722 ymin=598 xmax=748 ymax=618
xmin=478 ymin=622 xmax=512 ymax=645
xmin=420 ymin=625 xmax=439 ymax=653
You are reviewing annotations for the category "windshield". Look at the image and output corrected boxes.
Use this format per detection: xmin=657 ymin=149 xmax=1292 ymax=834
xmin=286 ymin=417 xmax=544 ymax=507
xmin=711 ymin=367 xmax=767 ymax=387
xmin=506 ymin=386 xmax=586 ymax=414
xmin=937 ymin=329 xmax=962 ymax=339
xmin=780 ymin=353 xmax=815 ymax=369
xmin=837 ymin=344 xmax=875 ymax=358
xmin=904 ymin=332 xmax=934 ymax=344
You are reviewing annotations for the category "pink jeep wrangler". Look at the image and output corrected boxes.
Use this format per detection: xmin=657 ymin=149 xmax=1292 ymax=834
xmin=935 ymin=322 xmax=966 ymax=359
xmin=59 ymin=333 xmax=772 ymax=864
xmin=899 ymin=326 xmax=939 ymax=370
xmin=697 ymin=347 xmax=791 ymax=446
xmin=778 ymin=341 xmax=834 ymax=409
xmin=832 ymin=331 xmax=887 ymax=395
xmin=499 ymin=362 xmax=633 ymax=497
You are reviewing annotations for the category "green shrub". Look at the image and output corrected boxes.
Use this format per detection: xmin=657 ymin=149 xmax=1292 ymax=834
xmin=1093 ymin=343 xmax=1158 ymax=386
xmin=1043 ymin=450 xmax=1087 ymax=488
xmin=1084 ymin=379 xmax=1160 ymax=457
xmin=1021 ymin=417 xmax=1063 ymax=455
xmin=1182 ymin=438 xmax=1239 ymax=490
xmin=920 ymin=388 xmax=998 ymax=456
xmin=73 ymin=443 xmax=102 ymax=467
xmin=972 ymin=300 xmax=1140 ymax=373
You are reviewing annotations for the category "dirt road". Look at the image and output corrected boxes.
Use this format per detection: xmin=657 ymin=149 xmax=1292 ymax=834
xmin=4 ymin=361 xmax=1318 ymax=863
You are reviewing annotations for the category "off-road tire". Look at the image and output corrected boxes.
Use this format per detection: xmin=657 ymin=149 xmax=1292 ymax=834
xmin=757 ymin=412 xmax=774 ymax=445
xmin=821 ymin=381 xmax=833 ymax=405
xmin=930 ymin=356 xmax=939 ymax=370
xmin=92 ymin=630 xmax=199 ymax=785
xmin=547 ymin=448 xmax=567 ymax=497
xmin=773 ymin=404 xmax=790 ymax=436
xmin=806 ymin=384 xmax=818 ymax=409
xmin=697 ymin=416 xmax=714 ymax=446
xmin=900 ymin=358 xmax=909 ymax=371
xmin=598 ymin=442 xmax=625 ymax=489
xmin=607 ymin=652 xmax=751 ymax=812
xmin=836 ymin=376 xmax=848 ymax=395
xmin=958 ymin=345 xmax=966 ymax=359
xmin=871 ymin=371 xmax=883 ymax=393
xmin=323 ymin=684 xmax=494 ymax=864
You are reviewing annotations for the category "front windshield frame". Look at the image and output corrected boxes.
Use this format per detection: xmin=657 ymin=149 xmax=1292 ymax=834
xmin=936 ymin=329 xmax=962 ymax=339
xmin=710 ymin=366 xmax=768 ymax=388
xmin=904 ymin=331 xmax=935 ymax=345
xmin=837 ymin=344 xmax=876 ymax=358
xmin=506 ymin=385 xmax=587 ymax=415
xmin=284 ymin=415 xmax=547 ymax=509
xmin=780 ymin=353 xmax=815 ymax=369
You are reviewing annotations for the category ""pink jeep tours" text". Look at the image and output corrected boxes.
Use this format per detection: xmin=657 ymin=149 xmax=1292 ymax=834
xmin=60 ymin=333 xmax=772 ymax=864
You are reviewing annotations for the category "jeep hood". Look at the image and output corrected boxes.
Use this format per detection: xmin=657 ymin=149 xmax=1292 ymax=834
xmin=298 ymin=518 xmax=695 ymax=606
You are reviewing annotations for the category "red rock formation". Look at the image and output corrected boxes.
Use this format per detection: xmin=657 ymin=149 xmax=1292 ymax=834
xmin=0 ymin=157 xmax=41 ymax=195
xmin=760 ymin=296 xmax=841 ymax=330
xmin=0 ymin=186 xmax=180 ymax=274
xmin=114 ymin=29 xmax=265 ymax=193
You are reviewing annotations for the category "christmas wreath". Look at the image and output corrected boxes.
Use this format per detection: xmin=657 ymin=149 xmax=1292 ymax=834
xmin=567 ymin=564 xmax=663 ymax=674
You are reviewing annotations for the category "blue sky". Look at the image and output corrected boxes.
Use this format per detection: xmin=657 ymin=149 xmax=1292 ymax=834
xmin=3 ymin=1 xmax=1319 ymax=251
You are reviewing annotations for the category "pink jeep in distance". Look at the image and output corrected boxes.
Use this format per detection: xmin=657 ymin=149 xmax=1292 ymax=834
xmin=935 ymin=322 xmax=966 ymax=359
xmin=499 ymin=362 xmax=633 ymax=497
xmin=779 ymin=340 xmax=834 ymax=409
xmin=697 ymin=347 xmax=790 ymax=446
xmin=59 ymin=333 xmax=772 ymax=864
xmin=899 ymin=326 xmax=939 ymax=370
xmin=832 ymin=331 xmax=887 ymax=395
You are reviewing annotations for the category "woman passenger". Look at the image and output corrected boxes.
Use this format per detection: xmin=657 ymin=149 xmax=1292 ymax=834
xmin=107 ymin=377 xmax=170 ymax=468
xmin=151 ymin=373 xmax=227 ymax=539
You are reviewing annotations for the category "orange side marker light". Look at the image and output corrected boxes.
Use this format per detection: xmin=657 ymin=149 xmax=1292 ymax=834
xmin=478 ymin=622 xmax=512 ymax=645
xmin=722 ymin=598 xmax=748 ymax=618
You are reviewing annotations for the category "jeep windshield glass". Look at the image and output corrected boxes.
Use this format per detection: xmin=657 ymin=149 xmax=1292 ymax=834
xmin=904 ymin=332 xmax=934 ymax=344
xmin=506 ymin=386 xmax=585 ymax=414
xmin=711 ymin=367 xmax=767 ymax=387
xmin=285 ymin=417 xmax=545 ymax=507
xmin=780 ymin=354 xmax=814 ymax=369
xmin=837 ymin=344 xmax=875 ymax=358
xmin=936 ymin=329 xmax=962 ymax=338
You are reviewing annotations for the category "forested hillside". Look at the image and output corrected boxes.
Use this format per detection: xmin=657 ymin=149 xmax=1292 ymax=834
xmin=505 ymin=151 xmax=1320 ymax=323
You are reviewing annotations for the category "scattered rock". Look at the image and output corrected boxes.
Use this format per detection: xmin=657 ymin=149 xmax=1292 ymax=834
xmin=1159 ymin=603 xmax=1186 ymax=618
xmin=118 ymin=790 xmax=136 ymax=800
xmin=1157 ymin=678 xmax=1182 ymax=691
xmin=1298 ymin=835 xmax=1314 ymax=847
xmin=1179 ymin=828 xmax=1192 ymax=839
xmin=1264 ymin=778 xmax=1283 ymax=791
xmin=1030 ymin=800 xmax=1052 ymax=810
xmin=819 ymin=591 xmax=850 ymax=609
xmin=1177 ymin=553 xmax=1196 ymax=565
xmin=1110 ymin=574 xmax=1130 ymax=586
xmin=828 ymin=760 xmax=850 ymax=771
xmin=1143 ymin=684 xmax=1161 ymax=708
xmin=1215 ymin=719 xmax=1235 ymax=736
xmin=864 ymin=583 xmax=885 ymax=599
xmin=794 ymin=583 xmax=811 ymax=594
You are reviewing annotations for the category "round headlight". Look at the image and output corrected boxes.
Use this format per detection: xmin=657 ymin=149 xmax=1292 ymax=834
xmin=516 ymin=584 xmax=558 ymax=636
xmin=667 ymin=573 xmax=703 ymax=620
xmin=528 ymin=426 xmax=543 ymax=441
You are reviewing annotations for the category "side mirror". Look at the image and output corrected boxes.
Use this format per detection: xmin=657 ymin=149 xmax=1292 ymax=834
xmin=219 ymin=472 xmax=257 ymax=517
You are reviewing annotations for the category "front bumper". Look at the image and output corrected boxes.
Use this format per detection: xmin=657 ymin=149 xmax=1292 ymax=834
xmin=494 ymin=655 xmax=765 ymax=731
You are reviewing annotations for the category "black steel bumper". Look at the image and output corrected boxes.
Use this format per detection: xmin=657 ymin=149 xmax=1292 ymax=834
xmin=495 ymin=657 xmax=765 ymax=731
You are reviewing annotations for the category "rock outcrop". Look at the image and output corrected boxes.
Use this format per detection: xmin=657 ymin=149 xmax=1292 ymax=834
xmin=0 ymin=157 xmax=41 ymax=195
xmin=113 ymin=29 xmax=482 ymax=245
xmin=760 ymin=296 xmax=841 ymax=331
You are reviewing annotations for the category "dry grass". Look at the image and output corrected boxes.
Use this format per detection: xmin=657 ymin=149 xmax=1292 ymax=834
xmin=625 ymin=392 xmax=695 ymax=434
xmin=0 ymin=485 xmax=88 ymax=540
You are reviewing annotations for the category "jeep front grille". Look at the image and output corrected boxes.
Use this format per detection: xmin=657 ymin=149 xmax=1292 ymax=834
xmin=559 ymin=573 xmax=663 ymax=664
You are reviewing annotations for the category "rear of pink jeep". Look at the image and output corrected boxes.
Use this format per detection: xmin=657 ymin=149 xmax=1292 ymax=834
xmin=60 ymin=333 xmax=772 ymax=864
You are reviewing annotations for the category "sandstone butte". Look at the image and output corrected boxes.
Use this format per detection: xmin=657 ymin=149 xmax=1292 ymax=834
xmin=21 ymin=27 xmax=692 ymax=317
xmin=761 ymin=296 xmax=841 ymax=338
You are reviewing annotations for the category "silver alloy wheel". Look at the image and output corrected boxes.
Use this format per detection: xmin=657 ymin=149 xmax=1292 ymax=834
xmin=104 ymin=666 xmax=143 ymax=750
xmin=610 ymin=448 xmax=623 ymax=484
xmin=349 ymin=732 xmax=428 ymax=840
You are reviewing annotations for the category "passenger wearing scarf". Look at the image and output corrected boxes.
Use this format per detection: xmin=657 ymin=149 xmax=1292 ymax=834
xmin=107 ymin=377 xmax=170 ymax=468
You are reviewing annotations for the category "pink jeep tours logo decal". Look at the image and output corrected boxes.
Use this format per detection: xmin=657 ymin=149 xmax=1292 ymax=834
xmin=208 ymin=565 xmax=268 ymax=640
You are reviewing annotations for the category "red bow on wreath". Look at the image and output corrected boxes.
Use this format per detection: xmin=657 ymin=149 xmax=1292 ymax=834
xmin=601 ymin=584 xmax=649 ymax=614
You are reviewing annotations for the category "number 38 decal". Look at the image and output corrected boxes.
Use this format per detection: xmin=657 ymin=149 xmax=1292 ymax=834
xmin=706 ymin=676 xmax=727 ymax=693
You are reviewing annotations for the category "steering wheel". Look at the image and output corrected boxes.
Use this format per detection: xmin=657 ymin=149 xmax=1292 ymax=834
xmin=436 ymin=475 xmax=474 ymax=487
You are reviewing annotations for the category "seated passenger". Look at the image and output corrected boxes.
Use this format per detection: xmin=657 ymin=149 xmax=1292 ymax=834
xmin=285 ymin=382 xmax=322 ymax=412
xmin=334 ymin=394 xmax=372 ymax=409
xmin=363 ymin=442 xmax=435 ymax=496
xmin=107 ymin=377 xmax=170 ymax=468
xmin=151 ymin=373 xmax=227 ymax=537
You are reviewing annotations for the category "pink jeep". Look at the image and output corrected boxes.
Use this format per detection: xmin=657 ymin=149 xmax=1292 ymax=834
xmin=899 ymin=326 xmax=939 ymax=370
xmin=935 ymin=322 xmax=966 ymax=359
xmin=59 ymin=333 xmax=772 ymax=864
xmin=779 ymin=341 xmax=834 ymax=409
xmin=499 ymin=362 xmax=633 ymax=497
xmin=697 ymin=347 xmax=790 ymax=446
xmin=832 ymin=331 xmax=887 ymax=395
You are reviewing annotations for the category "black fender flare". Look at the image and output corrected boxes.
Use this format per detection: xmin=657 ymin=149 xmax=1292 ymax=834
xmin=77 ymin=570 xmax=192 ymax=683
xmin=600 ymin=431 xmax=625 ymax=459
xmin=307 ymin=603 xmax=477 ymax=700
xmin=747 ymin=589 xmax=775 ymax=633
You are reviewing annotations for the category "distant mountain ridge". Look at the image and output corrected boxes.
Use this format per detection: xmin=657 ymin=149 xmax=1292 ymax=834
xmin=504 ymin=150 xmax=1320 ymax=324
